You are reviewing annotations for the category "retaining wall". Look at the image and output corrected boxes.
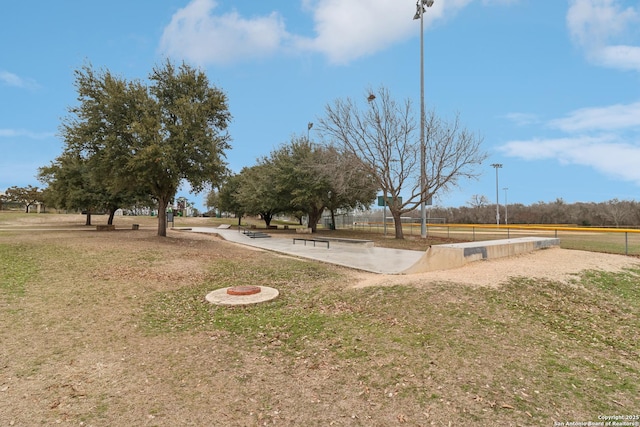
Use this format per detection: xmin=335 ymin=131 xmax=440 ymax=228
xmin=402 ymin=237 xmax=560 ymax=274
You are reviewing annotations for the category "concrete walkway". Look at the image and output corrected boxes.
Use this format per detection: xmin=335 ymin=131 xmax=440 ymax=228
xmin=187 ymin=227 xmax=425 ymax=274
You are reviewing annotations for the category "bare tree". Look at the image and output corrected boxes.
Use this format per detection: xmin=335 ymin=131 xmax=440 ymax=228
xmin=467 ymin=194 xmax=490 ymax=223
xmin=603 ymin=198 xmax=629 ymax=227
xmin=318 ymin=86 xmax=487 ymax=238
xmin=468 ymin=194 xmax=489 ymax=208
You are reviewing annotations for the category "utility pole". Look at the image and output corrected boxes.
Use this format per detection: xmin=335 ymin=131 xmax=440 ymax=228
xmin=490 ymin=163 xmax=502 ymax=226
xmin=414 ymin=0 xmax=435 ymax=239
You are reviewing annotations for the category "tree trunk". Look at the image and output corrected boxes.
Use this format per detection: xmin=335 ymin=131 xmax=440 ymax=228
xmin=391 ymin=209 xmax=404 ymax=239
xmin=261 ymin=212 xmax=273 ymax=227
xmin=107 ymin=210 xmax=116 ymax=225
xmin=237 ymin=215 xmax=242 ymax=226
xmin=308 ymin=205 xmax=324 ymax=233
xmin=85 ymin=212 xmax=92 ymax=226
xmin=157 ymin=198 xmax=169 ymax=237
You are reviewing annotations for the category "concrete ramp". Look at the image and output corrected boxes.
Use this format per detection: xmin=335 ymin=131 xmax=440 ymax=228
xmin=402 ymin=237 xmax=559 ymax=274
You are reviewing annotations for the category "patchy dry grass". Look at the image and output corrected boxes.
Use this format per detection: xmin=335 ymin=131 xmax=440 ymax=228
xmin=1 ymin=214 xmax=639 ymax=426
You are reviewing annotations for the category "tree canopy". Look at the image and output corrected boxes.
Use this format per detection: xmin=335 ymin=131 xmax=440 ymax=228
xmin=39 ymin=148 xmax=149 ymax=225
xmin=214 ymin=174 xmax=245 ymax=225
xmin=234 ymin=163 xmax=284 ymax=228
xmin=4 ymin=185 xmax=43 ymax=213
xmin=51 ymin=61 xmax=231 ymax=235
xmin=219 ymin=137 xmax=377 ymax=231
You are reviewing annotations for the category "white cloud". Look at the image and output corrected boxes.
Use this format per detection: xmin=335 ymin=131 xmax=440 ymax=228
xmin=0 ymin=70 xmax=39 ymax=90
xmin=501 ymin=135 xmax=640 ymax=184
xmin=501 ymin=100 xmax=640 ymax=185
xmin=549 ymin=101 xmax=640 ymax=132
xmin=0 ymin=128 xmax=54 ymax=139
xmin=159 ymin=0 xmax=292 ymax=65
xmin=502 ymin=112 xmax=541 ymax=126
xmin=160 ymin=0 xmax=640 ymax=69
xmin=500 ymin=7 xmax=640 ymax=187
xmin=296 ymin=0 xmax=442 ymax=64
xmin=595 ymin=44 xmax=640 ymax=70
xmin=158 ymin=0 xmax=488 ymax=66
xmin=567 ymin=0 xmax=640 ymax=71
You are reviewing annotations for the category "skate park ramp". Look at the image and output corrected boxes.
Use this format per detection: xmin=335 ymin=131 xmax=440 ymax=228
xmin=402 ymin=236 xmax=560 ymax=274
xmin=189 ymin=228 xmax=559 ymax=275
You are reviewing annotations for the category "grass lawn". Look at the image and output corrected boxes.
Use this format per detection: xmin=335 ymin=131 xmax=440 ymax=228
xmin=1 ymin=213 xmax=639 ymax=425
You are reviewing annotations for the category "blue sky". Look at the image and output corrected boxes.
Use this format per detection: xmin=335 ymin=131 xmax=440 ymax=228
xmin=2 ymin=0 xmax=640 ymax=211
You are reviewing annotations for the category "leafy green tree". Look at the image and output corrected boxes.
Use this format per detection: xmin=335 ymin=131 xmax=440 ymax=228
xmin=4 ymin=185 xmax=43 ymax=213
xmin=268 ymin=138 xmax=377 ymax=232
xmin=206 ymin=190 xmax=218 ymax=213
xmin=39 ymin=152 xmax=100 ymax=225
xmin=215 ymin=174 xmax=245 ymax=225
xmin=268 ymin=138 xmax=330 ymax=231
xmin=315 ymin=145 xmax=377 ymax=229
xmin=60 ymin=61 xmax=231 ymax=236
xmin=233 ymin=139 xmax=376 ymax=232
xmin=38 ymin=150 xmax=147 ymax=225
xmin=235 ymin=164 xmax=283 ymax=227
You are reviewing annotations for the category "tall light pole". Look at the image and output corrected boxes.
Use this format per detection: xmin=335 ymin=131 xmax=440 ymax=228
xmin=414 ymin=0 xmax=434 ymax=239
xmin=307 ymin=122 xmax=313 ymax=142
xmin=491 ymin=163 xmax=502 ymax=226
xmin=503 ymin=187 xmax=509 ymax=225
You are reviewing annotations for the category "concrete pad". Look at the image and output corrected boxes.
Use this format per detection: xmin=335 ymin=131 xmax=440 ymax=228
xmin=187 ymin=228 xmax=558 ymax=275
xmin=188 ymin=227 xmax=423 ymax=274
xmin=402 ymin=237 xmax=560 ymax=274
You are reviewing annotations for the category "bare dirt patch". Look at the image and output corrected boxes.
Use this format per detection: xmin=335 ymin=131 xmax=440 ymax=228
xmin=351 ymin=247 xmax=639 ymax=289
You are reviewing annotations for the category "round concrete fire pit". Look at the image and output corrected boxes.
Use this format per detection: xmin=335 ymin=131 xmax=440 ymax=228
xmin=205 ymin=286 xmax=279 ymax=306
xmin=226 ymin=285 xmax=261 ymax=296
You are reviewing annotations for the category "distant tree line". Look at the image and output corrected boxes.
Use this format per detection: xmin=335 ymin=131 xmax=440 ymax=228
xmin=425 ymin=197 xmax=640 ymax=227
xmin=5 ymin=181 xmax=639 ymax=229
